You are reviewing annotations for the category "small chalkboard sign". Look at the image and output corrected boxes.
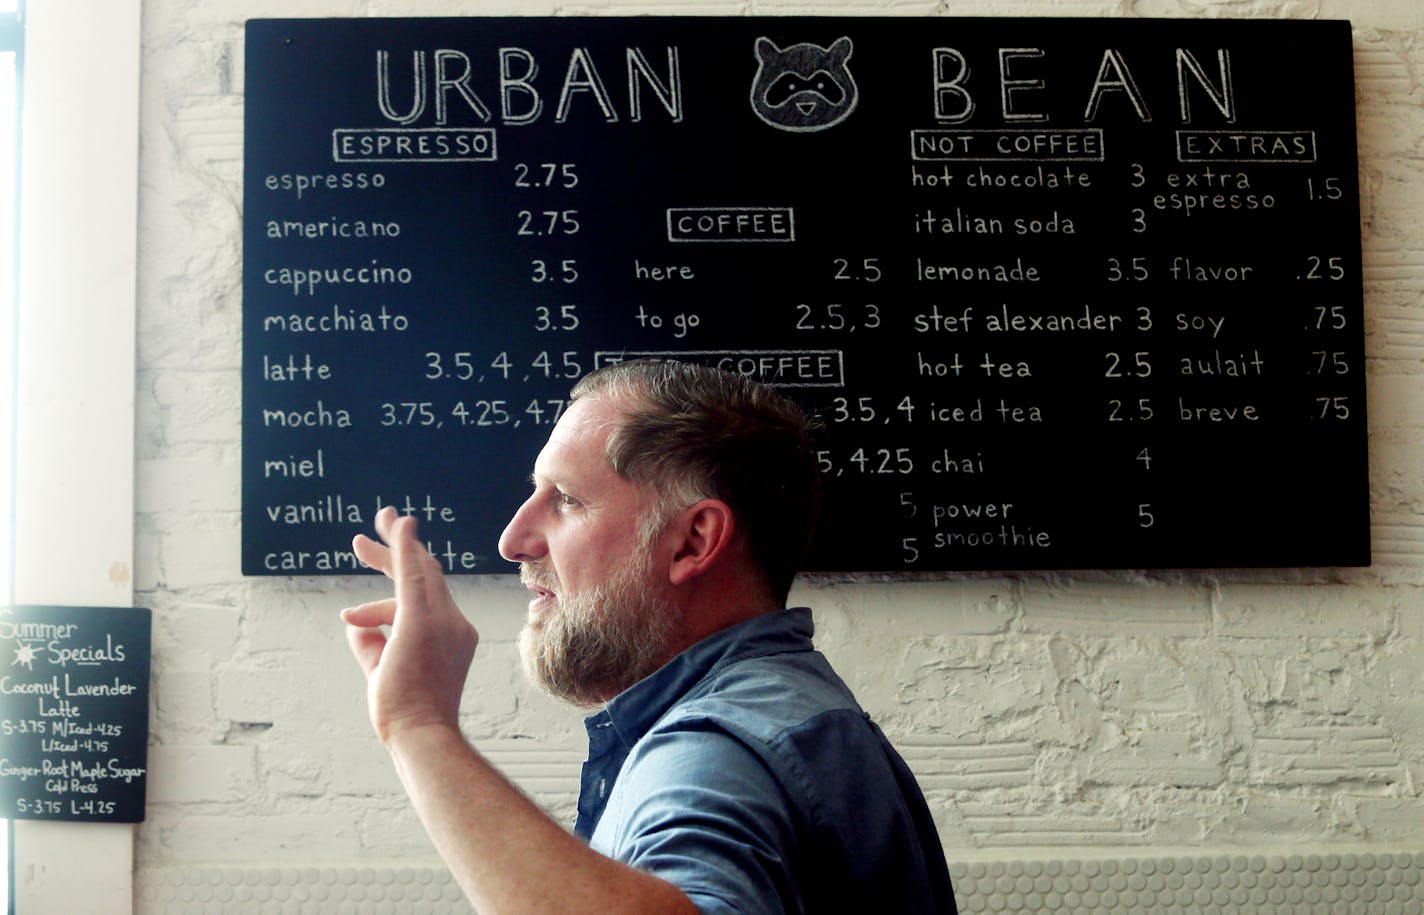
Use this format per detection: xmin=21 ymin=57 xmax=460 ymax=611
xmin=242 ymin=17 xmax=1368 ymax=574
xmin=0 ymin=606 xmax=150 ymax=823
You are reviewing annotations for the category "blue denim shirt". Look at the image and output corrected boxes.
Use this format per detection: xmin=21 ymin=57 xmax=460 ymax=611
xmin=576 ymin=608 xmax=957 ymax=915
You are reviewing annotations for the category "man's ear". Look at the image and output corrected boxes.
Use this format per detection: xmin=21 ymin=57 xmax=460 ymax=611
xmin=666 ymin=499 xmax=735 ymax=586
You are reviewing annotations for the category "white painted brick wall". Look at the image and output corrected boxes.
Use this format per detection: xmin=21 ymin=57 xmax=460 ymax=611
xmin=132 ymin=0 xmax=1423 ymax=901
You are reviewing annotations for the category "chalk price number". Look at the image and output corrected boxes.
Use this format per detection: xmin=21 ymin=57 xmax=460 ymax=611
xmin=513 ymin=161 xmax=579 ymax=189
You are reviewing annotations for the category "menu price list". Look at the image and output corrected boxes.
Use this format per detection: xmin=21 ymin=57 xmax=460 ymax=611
xmin=242 ymin=16 xmax=1368 ymax=574
xmin=0 ymin=606 xmax=150 ymax=823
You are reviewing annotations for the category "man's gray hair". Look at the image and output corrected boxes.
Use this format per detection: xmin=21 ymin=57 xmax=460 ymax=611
xmin=569 ymin=359 xmax=822 ymax=605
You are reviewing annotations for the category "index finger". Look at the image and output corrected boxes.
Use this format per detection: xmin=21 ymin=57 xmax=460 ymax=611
xmin=388 ymin=512 xmax=440 ymax=625
xmin=373 ymin=504 xmax=401 ymax=543
xmin=353 ymin=533 xmax=393 ymax=577
xmin=352 ymin=506 xmax=403 ymax=578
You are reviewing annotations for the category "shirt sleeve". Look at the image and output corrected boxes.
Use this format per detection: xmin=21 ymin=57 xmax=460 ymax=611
xmin=591 ymin=719 xmax=806 ymax=915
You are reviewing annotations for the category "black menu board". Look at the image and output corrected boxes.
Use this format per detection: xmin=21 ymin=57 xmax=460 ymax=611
xmin=0 ymin=606 xmax=150 ymax=822
xmin=242 ymin=17 xmax=1368 ymax=574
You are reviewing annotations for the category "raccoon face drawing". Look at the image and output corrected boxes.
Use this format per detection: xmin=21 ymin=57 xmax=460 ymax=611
xmin=750 ymin=36 xmax=858 ymax=132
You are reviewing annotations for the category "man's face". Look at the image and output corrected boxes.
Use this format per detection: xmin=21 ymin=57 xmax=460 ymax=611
xmin=498 ymin=395 xmax=680 ymax=706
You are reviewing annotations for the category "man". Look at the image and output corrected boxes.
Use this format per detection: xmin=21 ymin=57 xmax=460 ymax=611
xmin=342 ymin=359 xmax=956 ymax=914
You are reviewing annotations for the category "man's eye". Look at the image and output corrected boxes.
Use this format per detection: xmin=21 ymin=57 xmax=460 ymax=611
xmin=555 ymin=491 xmax=579 ymax=509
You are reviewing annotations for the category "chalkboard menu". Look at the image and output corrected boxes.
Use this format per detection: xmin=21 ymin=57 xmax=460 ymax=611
xmin=0 ymin=606 xmax=150 ymax=822
xmin=242 ymin=17 xmax=1368 ymax=574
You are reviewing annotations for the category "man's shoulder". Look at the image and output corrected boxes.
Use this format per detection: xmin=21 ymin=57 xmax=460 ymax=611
xmin=655 ymin=647 xmax=865 ymax=748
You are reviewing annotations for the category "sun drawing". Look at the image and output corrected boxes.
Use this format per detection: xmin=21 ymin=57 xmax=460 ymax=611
xmin=12 ymin=642 xmax=38 ymax=670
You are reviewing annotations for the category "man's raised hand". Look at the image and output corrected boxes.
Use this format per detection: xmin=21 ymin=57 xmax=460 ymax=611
xmin=341 ymin=506 xmax=479 ymax=745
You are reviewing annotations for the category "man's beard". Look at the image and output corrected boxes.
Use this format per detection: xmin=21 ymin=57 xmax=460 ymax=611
xmin=517 ymin=548 xmax=679 ymax=708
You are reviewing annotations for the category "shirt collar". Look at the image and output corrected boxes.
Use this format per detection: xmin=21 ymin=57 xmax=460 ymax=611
xmin=589 ymin=607 xmax=815 ymax=751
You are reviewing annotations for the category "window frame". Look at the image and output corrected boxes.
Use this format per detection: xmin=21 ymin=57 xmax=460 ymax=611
xmin=8 ymin=2 xmax=140 ymax=912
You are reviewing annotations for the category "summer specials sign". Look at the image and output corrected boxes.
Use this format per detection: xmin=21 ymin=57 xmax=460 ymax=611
xmin=0 ymin=606 xmax=151 ymax=822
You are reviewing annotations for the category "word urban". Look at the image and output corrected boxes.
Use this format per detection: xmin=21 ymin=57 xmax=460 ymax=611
xmin=374 ymin=46 xmax=684 ymax=126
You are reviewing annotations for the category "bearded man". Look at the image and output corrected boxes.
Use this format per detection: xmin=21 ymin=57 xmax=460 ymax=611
xmin=342 ymin=359 xmax=956 ymax=915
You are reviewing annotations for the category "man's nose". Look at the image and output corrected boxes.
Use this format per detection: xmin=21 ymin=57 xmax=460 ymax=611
xmin=498 ymin=495 xmax=547 ymax=563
